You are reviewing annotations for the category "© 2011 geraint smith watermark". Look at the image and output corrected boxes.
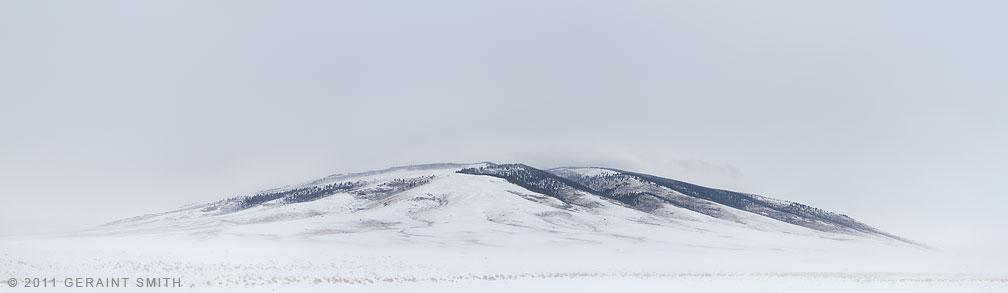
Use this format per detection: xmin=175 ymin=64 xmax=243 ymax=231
xmin=7 ymin=277 xmax=182 ymax=288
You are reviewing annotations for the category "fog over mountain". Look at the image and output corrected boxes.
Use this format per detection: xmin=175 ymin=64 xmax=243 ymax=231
xmin=2 ymin=0 xmax=1006 ymax=256
xmin=3 ymin=1 xmax=1006 ymax=291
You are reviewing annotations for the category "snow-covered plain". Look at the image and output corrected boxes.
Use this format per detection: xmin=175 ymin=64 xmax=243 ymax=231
xmin=1 ymin=163 xmax=1005 ymax=292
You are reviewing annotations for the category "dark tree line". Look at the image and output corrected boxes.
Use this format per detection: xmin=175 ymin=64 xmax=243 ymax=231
xmin=230 ymin=181 xmax=362 ymax=210
xmin=565 ymin=173 xmax=730 ymax=217
xmin=586 ymin=170 xmax=892 ymax=236
xmin=218 ymin=175 xmax=440 ymax=212
xmin=380 ymin=176 xmax=434 ymax=189
xmin=458 ymin=164 xmax=601 ymax=208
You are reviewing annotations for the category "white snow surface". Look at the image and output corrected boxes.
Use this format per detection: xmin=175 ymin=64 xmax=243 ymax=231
xmin=1 ymin=164 xmax=1005 ymax=292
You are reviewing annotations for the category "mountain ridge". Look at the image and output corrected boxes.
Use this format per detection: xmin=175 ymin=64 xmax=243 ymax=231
xmin=548 ymin=166 xmax=921 ymax=246
xmin=97 ymin=161 xmax=923 ymax=248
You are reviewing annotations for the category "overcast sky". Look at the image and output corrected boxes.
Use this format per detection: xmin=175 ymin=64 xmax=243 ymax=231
xmin=1 ymin=0 xmax=1005 ymax=251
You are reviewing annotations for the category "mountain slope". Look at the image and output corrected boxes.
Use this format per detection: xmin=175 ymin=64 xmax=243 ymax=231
xmin=549 ymin=166 xmax=919 ymax=245
xmin=93 ymin=162 xmax=920 ymax=249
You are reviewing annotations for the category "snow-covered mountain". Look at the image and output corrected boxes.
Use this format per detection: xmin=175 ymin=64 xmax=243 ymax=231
xmin=11 ymin=162 xmax=999 ymax=293
xmin=93 ymin=162 xmax=918 ymax=248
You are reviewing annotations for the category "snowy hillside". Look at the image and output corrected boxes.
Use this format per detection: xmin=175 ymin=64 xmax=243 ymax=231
xmin=86 ymin=162 xmax=915 ymax=248
xmin=549 ymin=166 xmax=919 ymax=245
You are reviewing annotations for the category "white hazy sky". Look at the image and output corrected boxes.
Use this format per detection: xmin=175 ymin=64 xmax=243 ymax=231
xmin=1 ymin=0 xmax=1005 ymax=252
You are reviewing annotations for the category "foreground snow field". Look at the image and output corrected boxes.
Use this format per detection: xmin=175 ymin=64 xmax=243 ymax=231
xmin=1 ymin=235 xmax=1005 ymax=292
xmin=1 ymin=163 xmax=1004 ymax=292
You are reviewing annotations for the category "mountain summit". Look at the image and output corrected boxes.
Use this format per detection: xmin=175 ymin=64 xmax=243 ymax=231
xmin=99 ymin=162 xmax=919 ymax=248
